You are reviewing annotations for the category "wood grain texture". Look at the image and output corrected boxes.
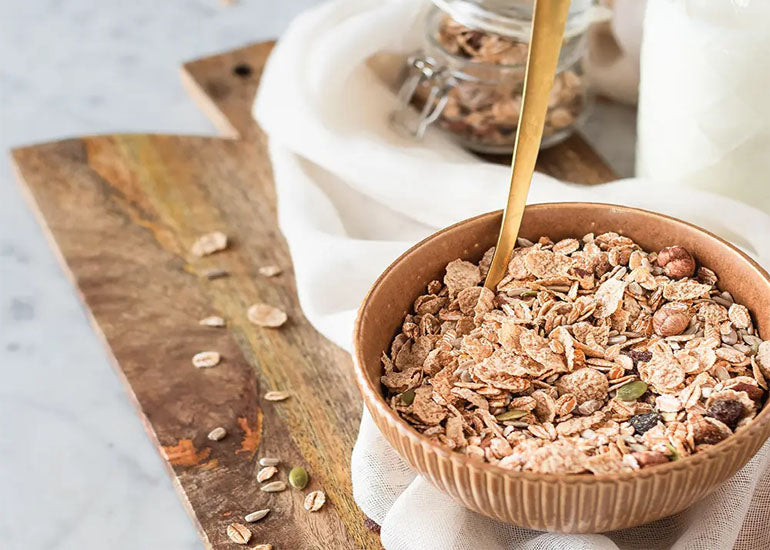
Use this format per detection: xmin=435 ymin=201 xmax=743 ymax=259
xmin=10 ymin=41 xmax=616 ymax=549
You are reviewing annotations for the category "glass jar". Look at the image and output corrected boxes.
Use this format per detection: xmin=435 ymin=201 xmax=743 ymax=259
xmin=393 ymin=0 xmax=608 ymax=154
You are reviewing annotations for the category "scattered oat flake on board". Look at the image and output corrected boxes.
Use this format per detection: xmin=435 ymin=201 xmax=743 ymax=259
xmin=257 ymin=466 xmax=278 ymax=482
xmin=244 ymin=509 xmax=270 ymax=523
xmin=248 ymin=303 xmax=288 ymax=328
xmin=264 ymin=390 xmax=290 ymax=401
xmin=191 ymin=231 xmax=228 ymax=257
xmin=207 ymin=426 xmax=227 ymax=441
xmin=199 ymin=315 xmax=226 ymax=327
xmin=258 ymin=265 xmax=282 ymax=277
xmin=304 ymin=490 xmax=326 ymax=512
xmin=203 ymin=268 xmax=229 ymax=280
xmin=192 ymin=351 xmax=220 ymax=368
xmin=226 ymin=523 xmax=251 ymax=545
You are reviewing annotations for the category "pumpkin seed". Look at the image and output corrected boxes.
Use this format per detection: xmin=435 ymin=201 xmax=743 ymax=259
xmin=289 ymin=466 xmax=309 ymax=490
xmin=401 ymin=389 xmax=416 ymax=405
xmin=616 ymin=380 xmax=648 ymax=402
xmin=520 ymin=290 xmax=538 ymax=298
xmin=495 ymin=409 xmax=528 ymax=421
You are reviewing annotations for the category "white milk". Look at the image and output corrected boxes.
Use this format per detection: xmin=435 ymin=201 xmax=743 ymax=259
xmin=636 ymin=0 xmax=770 ymax=213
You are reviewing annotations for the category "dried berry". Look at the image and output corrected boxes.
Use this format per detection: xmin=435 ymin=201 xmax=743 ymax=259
xmin=706 ymin=399 xmax=744 ymax=428
xmin=730 ymin=382 xmax=764 ymax=402
xmin=624 ymin=349 xmax=652 ymax=363
xmin=629 ymin=412 xmax=661 ymax=435
xmin=652 ymin=302 xmax=690 ymax=337
xmin=657 ymin=246 xmax=696 ymax=279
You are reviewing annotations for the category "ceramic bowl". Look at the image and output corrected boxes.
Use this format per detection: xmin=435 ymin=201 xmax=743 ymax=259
xmin=353 ymin=203 xmax=770 ymax=532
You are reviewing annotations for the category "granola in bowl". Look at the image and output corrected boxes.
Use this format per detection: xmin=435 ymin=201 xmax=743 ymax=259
xmin=381 ymin=233 xmax=770 ymax=475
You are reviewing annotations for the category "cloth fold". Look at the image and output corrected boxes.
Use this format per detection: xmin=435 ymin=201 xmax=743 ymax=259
xmin=253 ymin=0 xmax=770 ymax=548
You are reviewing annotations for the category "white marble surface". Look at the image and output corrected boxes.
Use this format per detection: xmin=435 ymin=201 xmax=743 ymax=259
xmin=0 ymin=1 xmax=636 ymax=549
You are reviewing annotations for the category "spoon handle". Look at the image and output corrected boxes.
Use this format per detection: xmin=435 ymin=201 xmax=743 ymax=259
xmin=484 ymin=0 xmax=572 ymax=290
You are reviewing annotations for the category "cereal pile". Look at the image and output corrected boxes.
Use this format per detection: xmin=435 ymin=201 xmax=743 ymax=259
xmin=382 ymin=233 xmax=770 ymax=474
xmin=430 ymin=16 xmax=585 ymax=148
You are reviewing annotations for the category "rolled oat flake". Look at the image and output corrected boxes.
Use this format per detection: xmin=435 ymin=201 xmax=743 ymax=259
xmin=247 ymin=303 xmax=288 ymax=328
xmin=226 ymin=522 xmax=251 ymax=545
xmin=191 ymin=231 xmax=228 ymax=257
xmin=304 ymin=490 xmax=326 ymax=512
xmin=207 ymin=426 xmax=227 ymax=441
xmin=192 ymin=351 xmax=221 ymax=368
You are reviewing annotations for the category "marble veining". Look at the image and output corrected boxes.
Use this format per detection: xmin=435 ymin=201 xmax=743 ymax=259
xmin=0 ymin=1 xmax=635 ymax=548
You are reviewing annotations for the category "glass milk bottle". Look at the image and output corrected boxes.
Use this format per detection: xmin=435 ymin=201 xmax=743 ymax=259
xmin=636 ymin=0 xmax=770 ymax=213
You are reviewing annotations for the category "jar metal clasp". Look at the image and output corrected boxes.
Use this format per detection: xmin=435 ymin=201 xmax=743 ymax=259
xmin=390 ymin=54 xmax=454 ymax=139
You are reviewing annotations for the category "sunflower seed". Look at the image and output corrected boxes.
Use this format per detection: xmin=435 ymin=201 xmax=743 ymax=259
xmin=260 ymin=481 xmax=287 ymax=493
xmin=207 ymin=427 xmax=227 ymax=441
xmin=192 ymin=351 xmax=220 ymax=368
xmin=259 ymin=457 xmax=280 ymax=467
xmin=199 ymin=315 xmax=226 ymax=327
xmin=252 ymin=545 xmax=273 ymax=550
xmin=264 ymin=391 xmax=290 ymax=402
xmin=191 ymin=231 xmax=228 ymax=257
xmin=226 ymin=522 xmax=251 ymax=545
xmin=257 ymin=466 xmax=278 ymax=482
xmin=244 ymin=509 xmax=270 ymax=523
xmin=304 ymin=490 xmax=326 ymax=512
xmin=258 ymin=265 xmax=282 ymax=277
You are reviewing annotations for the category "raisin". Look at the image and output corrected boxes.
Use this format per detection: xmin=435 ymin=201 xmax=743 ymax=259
xmin=629 ymin=412 xmax=661 ymax=435
xmin=706 ymin=399 xmax=743 ymax=428
xmin=364 ymin=518 xmax=381 ymax=534
xmin=624 ymin=349 xmax=652 ymax=363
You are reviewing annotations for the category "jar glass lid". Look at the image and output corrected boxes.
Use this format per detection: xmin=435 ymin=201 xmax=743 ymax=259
xmin=431 ymin=0 xmax=610 ymax=40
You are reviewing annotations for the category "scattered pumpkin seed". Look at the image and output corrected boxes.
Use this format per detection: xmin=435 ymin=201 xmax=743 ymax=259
xmin=264 ymin=391 xmax=290 ymax=402
xmin=226 ymin=522 xmax=251 ymax=545
xmin=207 ymin=426 xmax=227 ymax=441
xmin=289 ymin=466 xmax=309 ymax=490
xmin=259 ymin=457 xmax=280 ymax=467
xmin=244 ymin=509 xmax=270 ymax=523
xmin=260 ymin=481 xmax=287 ymax=493
xmin=304 ymin=490 xmax=326 ymax=512
xmin=257 ymin=466 xmax=278 ymax=482
xmin=401 ymin=389 xmax=416 ymax=405
xmin=520 ymin=290 xmax=538 ymax=298
xmin=495 ymin=409 xmax=528 ymax=421
xmin=192 ymin=351 xmax=220 ymax=368
xmin=616 ymin=380 xmax=648 ymax=402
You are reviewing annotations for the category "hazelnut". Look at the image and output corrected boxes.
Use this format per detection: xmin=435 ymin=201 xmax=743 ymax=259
xmin=652 ymin=302 xmax=691 ymax=337
xmin=657 ymin=246 xmax=696 ymax=279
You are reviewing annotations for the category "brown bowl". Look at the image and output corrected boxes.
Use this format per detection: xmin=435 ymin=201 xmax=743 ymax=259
xmin=353 ymin=202 xmax=770 ymax=533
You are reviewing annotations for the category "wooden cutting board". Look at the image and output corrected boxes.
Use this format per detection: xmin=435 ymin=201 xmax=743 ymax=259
xmin=10 ymin=42 xmax=616 ymax=550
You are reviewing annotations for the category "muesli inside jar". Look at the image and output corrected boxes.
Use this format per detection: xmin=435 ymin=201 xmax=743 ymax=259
xmin=381 ymin=233 xmax=769 ymax=474
xmin=396 ymin=3 xmax=595 ymax=154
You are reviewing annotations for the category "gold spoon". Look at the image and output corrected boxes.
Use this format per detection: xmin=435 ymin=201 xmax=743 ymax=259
xmin=484 ymin=0 xmax=572 ymax=290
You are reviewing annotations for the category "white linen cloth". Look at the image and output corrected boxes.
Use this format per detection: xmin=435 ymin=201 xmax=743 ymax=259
xmin=253 ymin=1 xmax=770 ymax=548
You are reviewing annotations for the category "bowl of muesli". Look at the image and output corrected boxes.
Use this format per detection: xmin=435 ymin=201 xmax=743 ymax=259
xmin=353 ymin=202 xmax=770 ymax=532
